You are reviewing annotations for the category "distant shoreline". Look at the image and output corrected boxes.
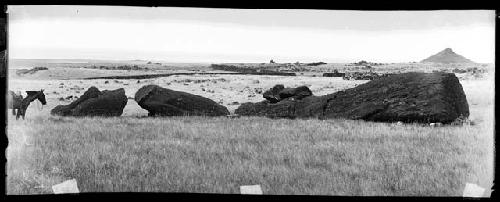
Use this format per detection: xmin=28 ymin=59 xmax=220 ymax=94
xmin=9 ymin=58 xmax=494 ymax=66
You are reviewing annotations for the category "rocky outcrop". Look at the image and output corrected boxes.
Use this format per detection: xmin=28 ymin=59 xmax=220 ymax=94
xmin=134 ymin=85 xmax=230 ymax=116
xmin=236 ymin=72 xmax=469 ymax=123
xmin=51 ymin=87 xmax=127 ymax=116
xmin=323 ymin=72 xmax=345 ymax=77
xmin=16 ymin=67 xmax=49 ymax=76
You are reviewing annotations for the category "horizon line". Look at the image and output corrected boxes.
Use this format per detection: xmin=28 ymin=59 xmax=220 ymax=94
xmin=9 ymin=58 xmax=494 ymax=65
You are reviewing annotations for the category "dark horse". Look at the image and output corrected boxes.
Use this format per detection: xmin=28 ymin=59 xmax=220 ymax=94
xmin=7 ymin=90 xmax=47 ymax=120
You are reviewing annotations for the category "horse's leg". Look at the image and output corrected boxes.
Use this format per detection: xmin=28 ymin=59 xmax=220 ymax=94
xmin=12 ymin=108 xmax=16 ymax=116
xmin=21 ymin=108 xmax=26 ymax=120
xmin=17 ymin=108 xmax=25 ymax=120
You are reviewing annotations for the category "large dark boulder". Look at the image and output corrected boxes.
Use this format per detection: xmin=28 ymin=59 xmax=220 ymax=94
xmin=262 ymin=85 xmax=312 ymax=103
xmin=236 ymin=95 xmax=326 ymax=119
xmin=278 ymin=86 xmax=313 ymax=100
xmin=51 ymin=87 xmax=128 ymax=116
xmin=134 ymin=85 xmax=230 ymax=116
xmin=262 ymin=84 xmax=284 ymax=103
xmin=235 ymin=72 xmax=469 ymax=123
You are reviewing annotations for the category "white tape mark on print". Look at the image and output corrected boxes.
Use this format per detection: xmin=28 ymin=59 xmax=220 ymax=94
xmin=463 ymin=183 xmax=485 ymax=198
xmin=240 ymin=185 xmax=263 ymax=195
xmin=52 ymin=179 xmax=80 ymax=194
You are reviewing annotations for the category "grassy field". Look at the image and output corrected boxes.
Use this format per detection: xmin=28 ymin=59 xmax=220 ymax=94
xmin=6 ymin=113 xmax=493 ymax=196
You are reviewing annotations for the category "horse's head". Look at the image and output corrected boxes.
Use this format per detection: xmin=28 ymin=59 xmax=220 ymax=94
xmin=38 ymin=89 xmax=47 ymax=105
xmin=26 ymin=89 xmax=47 ymax=105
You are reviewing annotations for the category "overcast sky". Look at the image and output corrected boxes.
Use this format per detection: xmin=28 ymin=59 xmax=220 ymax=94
xmin=7 ymin=6 xmax=496 ymax=63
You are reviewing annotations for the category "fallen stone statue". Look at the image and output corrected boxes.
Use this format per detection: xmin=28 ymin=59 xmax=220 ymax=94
xmin=235 ymin=72 xmax=469 ymax=124
xmin=51 ymin=86 xmax=128 ymax=116
xmin=135 ymin=84 xmax=230 ymax=116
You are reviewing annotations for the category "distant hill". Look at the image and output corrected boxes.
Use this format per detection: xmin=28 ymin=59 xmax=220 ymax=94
xmin=421 ymin=48 xmax=474 ymax=64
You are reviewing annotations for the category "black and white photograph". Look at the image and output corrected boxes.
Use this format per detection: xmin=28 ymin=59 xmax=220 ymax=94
xmin=4 ymin=6 xmax=495 ymax=196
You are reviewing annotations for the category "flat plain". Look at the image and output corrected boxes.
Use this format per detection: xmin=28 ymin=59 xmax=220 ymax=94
xmin=6 ymin=60 xmax=495 ymax=195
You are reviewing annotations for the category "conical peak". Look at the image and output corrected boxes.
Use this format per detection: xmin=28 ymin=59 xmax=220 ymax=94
xmin=442 ymin=48 xmax=453 ymax=53
xmin=421 ymin=48 xmax=474 ymax=63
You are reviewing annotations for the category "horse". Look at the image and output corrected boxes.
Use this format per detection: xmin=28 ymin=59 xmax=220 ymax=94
xmin=7 ymin=89 xmax=47 ymax=120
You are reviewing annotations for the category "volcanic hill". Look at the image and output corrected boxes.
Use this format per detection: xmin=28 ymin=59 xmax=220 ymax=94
xmin=421 ymin=48 xmax=474 ymax=63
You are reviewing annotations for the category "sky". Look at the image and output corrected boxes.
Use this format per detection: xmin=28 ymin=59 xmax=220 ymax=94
xmin=7 ymin=6 xmax=496 ymax=63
